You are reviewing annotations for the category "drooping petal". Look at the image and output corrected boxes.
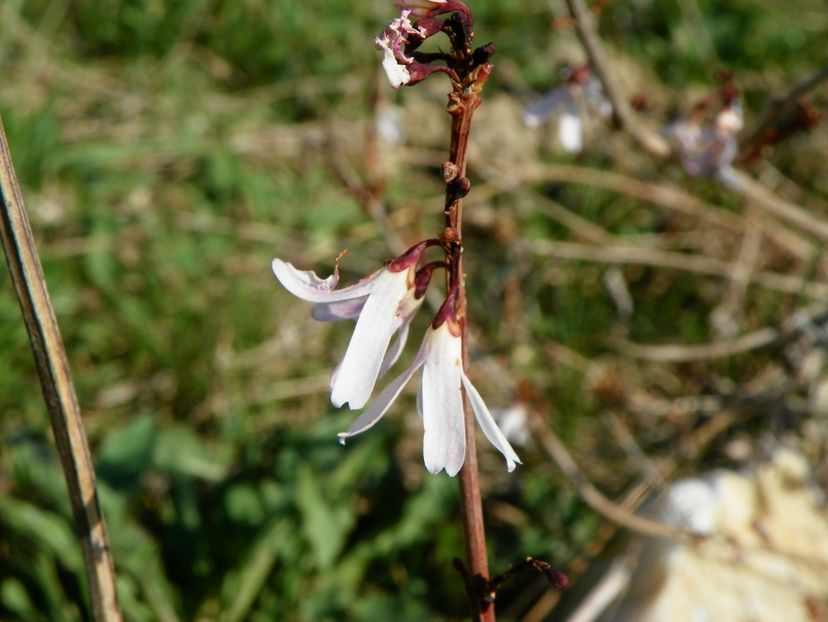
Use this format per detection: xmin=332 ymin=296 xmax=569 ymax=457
xmin=330 ymin=270 xmax=410 ymax=409
xmin=461 ymin=373 xmax=521 ymax=472
xmin=312 ymin=297 xmax=367 ymax=321
xmin=379 ymin=315 xmax=411 ymax=377
xmin=337 ymin=344 xmax=428 ymax=442
xmin=381 ymin=47 xmax=411 ymax=88
xmin=272 ymin=258 xmax=380 ymax=303
xmin=378 ymin=290 xmax=425 ymax=377
xmin=558 ymin=105 xmax=583 ymax=154
xmin=420 ymin=325 xmax=466 ymax=476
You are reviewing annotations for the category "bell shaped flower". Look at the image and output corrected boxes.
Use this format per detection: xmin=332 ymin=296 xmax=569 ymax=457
xmin=337 ymin=294 xmax=521 ymax=476
xmin=272 ymin=242 xmax=434 ymax=410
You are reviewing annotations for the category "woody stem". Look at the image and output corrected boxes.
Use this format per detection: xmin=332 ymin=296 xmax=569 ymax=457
xmin=444 ymin=88 xmax=494 ymax=622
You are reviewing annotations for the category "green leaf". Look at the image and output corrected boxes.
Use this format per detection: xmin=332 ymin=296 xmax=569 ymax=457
xmin=296 ymin=464 xmax=355 ymax=570
xmin=153 ymin=424 xmax=228 ymax=482
xmin=215 ymin=518 xmax=290 ymax=622
xmin=1 ymin=577 xmax=37 ymax=621
xmin=96 ymin=413 xmax=157 ymax=489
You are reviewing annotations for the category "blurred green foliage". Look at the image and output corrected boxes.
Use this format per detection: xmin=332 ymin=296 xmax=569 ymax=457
xmin=1 ymin=0 xmax=825 ymax=620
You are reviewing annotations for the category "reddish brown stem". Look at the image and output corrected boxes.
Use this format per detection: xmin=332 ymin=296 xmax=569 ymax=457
xmin=443 ymin=84 xmax=494 ymax=621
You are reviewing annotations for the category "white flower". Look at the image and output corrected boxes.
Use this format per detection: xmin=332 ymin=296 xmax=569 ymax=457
xmin=272 ymin=244 xmax=428 ymax=410
xmin=523 ymin=67 xmax=611 ymax=154
xmin=337 ymin=314 xmax=521 ymax=476
xmin=375 ymin=10 xmax=422 ymax=88
xmin=378 ymin=43 xmax=411 ymax=88
xmin=668 ymin=101 xmax=742 ymax=178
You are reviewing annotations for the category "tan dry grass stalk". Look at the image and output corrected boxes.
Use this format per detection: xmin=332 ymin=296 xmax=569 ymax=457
xmin=0 ymin=115 xmax=122 ymax=622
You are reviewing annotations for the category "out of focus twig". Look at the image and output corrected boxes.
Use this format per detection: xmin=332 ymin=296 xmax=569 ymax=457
xmin=564 ymin=0 xmax=670 ymax=157
xmin=528 ymin=239 xmax=828 ymax=299
xmin=0 ymin=115 xmax=122 ymax=622
xmin=614 ymin=305 xmax=828 ymax=362
xmin=529 ymin=408 xmax=692 ymax=542
xmin=719 ymin=167 xmax=828 ymax=244
xmin=477 ymin=162 xmax=814 ymax=260
xmin=565 ymin=0 xmax=828 ymax=249
xmin=739 ymin=66 xmax=828 ymax=155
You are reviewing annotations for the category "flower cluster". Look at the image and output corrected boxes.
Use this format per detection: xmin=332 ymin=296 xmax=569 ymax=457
xmin=374 ymin=0 xmax=472 ymax=88
xmin=272 ymin=242 xmax=520 ymax=476
xmin=668 ymin=80 xmax=743 ymax=178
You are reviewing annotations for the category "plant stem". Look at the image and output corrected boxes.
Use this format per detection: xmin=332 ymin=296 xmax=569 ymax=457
xmin=444 ymin=84 xmax=495 ymax=622
xmin=0 ymin=115 xmax=122 ymax=622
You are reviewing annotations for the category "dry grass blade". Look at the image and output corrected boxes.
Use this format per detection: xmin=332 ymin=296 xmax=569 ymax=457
xmin=0 ymin=115 xmax=122 ymax=622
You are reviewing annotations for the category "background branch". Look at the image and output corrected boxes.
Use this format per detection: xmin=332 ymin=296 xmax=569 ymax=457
xmin=564 ymin=0 xmax=671 ymax=157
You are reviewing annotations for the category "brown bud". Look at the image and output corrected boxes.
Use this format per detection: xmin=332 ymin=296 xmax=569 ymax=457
xmin=442 ymin=161 xmax=459 ymax=182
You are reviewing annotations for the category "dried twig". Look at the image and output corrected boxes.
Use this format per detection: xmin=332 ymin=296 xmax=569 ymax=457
xmin=563 ymin=0 xmax=671 ymax=157
xmin=477 ymin=162 xmax=814 ymax=261
xmin=739 ymin=66 xmax=828 ymax=155
xmin=710 ymin=207 xmax=764 ymax=336
xmin=719 ymin=167 xmax=828 ymax=243
xmin=528 ymin=239 xmax=828 ymax=300
xmin=613 ymin=305 xmax=828 ymax=362
xmin=0 ymin=115 xmax=122 ymax=621
xmin=529 ymin=408 xmax=693 ymax=542
xmin=564 ymin=0 xmax=828 ymax=252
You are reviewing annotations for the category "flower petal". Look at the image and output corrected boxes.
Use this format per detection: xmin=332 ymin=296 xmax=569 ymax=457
xmin=378 ymin=291 xmax=425 ymax=377
xmin=272 ymin=258 xmax=379 ymax=303
xmin=312 ymin=297 xmax=367 ymax=321
xmin=421 ymin=325 xmax=466 ymax=476
xmin=380 ymin=47 xmax=410 ymax=88
xmin=558 ymin=106 xmax=583 ymax=154
xmin=337 ymin=344 xmax=427 ymax=442
xmin=330 ymin=270 xmax=409 ymax=409
xmin=461 ymin=373 xmax=522 ymax=472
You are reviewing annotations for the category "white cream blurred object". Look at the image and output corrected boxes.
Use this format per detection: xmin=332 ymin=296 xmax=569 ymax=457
xmin=559 ymin=449 xmax=828 ymax=622
xmin=523 ymin=68 xmax=612 ymax=154
xmin=491 ymin=403 xmax=531 ymax=447
xmin=376 ymin=102 xmax=405 ymax=144
xmin=668 ymin=101 xmax=743 ymax=178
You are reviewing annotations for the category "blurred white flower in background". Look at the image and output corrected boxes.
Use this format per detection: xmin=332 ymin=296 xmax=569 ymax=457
xmin=523 ymin=65 xmax=612 ymax=154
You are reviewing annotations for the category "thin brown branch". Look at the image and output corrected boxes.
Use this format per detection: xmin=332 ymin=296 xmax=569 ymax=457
xmin=528 ymin=239 xmax=828 ymax=300
xmin=613 ymin=304 xmax=828 ymax=362
xmin=528 ymin=408 xmax=693 ymax=542
xmin=564 ymin=0 xmax=671 ymax=157
xmin=477 ymin=161 xmax=818 ymax=261
xmin=710 ymin=207 xmax=764 ymax=337
xmin=565 ymin=0 xmax=828 ymax=250
xmin=720 ymin=167 xmax=828 ymax=244
xmin=0 ymin=116 xmax=122 ymax=620
xmin=739 ymin=65 xmax=828 ymax=154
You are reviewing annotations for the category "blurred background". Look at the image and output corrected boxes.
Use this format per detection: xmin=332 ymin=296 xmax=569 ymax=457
xmin=1 ymin=0 xmax=826 ymax=620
